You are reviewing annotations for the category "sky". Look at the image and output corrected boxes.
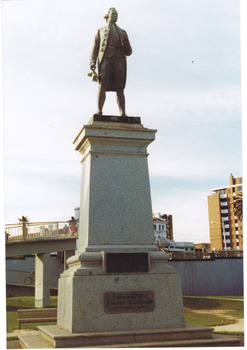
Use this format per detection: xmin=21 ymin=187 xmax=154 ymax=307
xmin=2 ymin=0 xmax=244 ymax=244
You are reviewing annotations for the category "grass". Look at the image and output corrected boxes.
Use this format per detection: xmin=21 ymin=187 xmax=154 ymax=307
xmin=205 ymin=296 xmax=243 ymax=300
xmin=6 ymin=295 xmax=244 ymax=334
xmin=6 ymin=296 xmax=58 ymax=334
xmin=183 ymin=296 xmax=244 ymax=327
xmin=214 ymin=331 xmax=244 ymax=336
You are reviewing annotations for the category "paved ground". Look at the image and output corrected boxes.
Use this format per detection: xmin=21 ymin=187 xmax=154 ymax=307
xmin=214 ymin=317 xmax=244 ymax=333
xmin=7 ymin=329 xmax=34 ymax=349
xmin=7 ymin=339 xmax=20 ymax=349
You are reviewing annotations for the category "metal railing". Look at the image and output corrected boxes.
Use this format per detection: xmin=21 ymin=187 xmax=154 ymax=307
xmin=168 ymin=250 xmax=243 ymax=261
xmin=5 ymin=221 xmax=78 ymax=242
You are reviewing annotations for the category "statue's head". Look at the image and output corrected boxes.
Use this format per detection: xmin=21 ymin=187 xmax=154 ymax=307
xmin=104 ymin=8 xmax=118 ymax=23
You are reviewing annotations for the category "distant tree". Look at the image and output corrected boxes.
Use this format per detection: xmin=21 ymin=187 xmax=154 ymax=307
xmin=233 ymin=192 xmax=243 ymax=221
xmin=18 ymin=216 xmax=29 ymax=239
xmin=18 ymin=216 xmax=29 ymax=224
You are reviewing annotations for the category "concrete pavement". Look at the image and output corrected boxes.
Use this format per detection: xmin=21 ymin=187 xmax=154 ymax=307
xmin=214 ymin=317 xmax=244 ymax=333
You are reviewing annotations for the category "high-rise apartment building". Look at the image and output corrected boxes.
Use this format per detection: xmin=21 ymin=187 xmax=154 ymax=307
xmin=207 ymin=174 xmax=243 ymax=251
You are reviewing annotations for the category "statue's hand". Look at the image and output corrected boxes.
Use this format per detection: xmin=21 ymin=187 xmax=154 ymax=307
xmin=90 ymin=63 xmax=96 ymax=71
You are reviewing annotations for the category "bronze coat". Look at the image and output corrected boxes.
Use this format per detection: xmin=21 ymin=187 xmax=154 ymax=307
xmin=90 ymin=24 xmax=132 ymax=91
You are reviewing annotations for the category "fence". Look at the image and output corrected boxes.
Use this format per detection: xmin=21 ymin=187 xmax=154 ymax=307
xmin=168 ymin=250 xmax=243 ymax=261
xmin=6 ymin=254 xmax=244 ymax=297
xmin=5 ymin=221 xmax=78 ymax=242
xmin=169 ymin=258 xmax=243 ymax=296
xmin=167 ymin=250 xmax=244 ymax=295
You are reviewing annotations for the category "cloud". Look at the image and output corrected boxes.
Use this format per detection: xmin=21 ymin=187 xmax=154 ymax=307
xmin=126 ymin=85 xmax=241 ymax=122
xmin=126 ymin=85 xmax=242 ymax=180
xmin=2 ymin=0 xmax=242 ymax=244
xmin=4 ymin=165 xmax=81 ymax=223
xmin=148 ymin=148 xmax=241 ymax=179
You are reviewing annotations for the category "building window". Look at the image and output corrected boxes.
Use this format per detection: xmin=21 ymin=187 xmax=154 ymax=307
xmin=237 ymin=186 xmax=242 ymax=191
xmin=153 ymin=225 xmax=156 ymax=230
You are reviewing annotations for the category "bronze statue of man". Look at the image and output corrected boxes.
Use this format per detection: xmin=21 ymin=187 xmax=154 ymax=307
xmin=90 ymin=8 xmax=132 ymax=116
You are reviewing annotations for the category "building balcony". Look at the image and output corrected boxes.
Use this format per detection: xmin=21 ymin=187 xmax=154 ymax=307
xmin=221 ymin=209 xmax=229 ymax=214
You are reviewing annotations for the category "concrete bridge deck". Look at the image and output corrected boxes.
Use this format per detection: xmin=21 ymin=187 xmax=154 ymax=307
xmin=6 ymin=236 xmax=77 ymax=258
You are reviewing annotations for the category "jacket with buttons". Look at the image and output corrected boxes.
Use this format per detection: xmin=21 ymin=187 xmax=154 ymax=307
xmin=90 ymin=24 xmax=132 ymax=71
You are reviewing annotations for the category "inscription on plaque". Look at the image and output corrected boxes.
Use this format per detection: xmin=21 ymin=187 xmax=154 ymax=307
xmin=104 ymin=291 xmax=155 ymax=314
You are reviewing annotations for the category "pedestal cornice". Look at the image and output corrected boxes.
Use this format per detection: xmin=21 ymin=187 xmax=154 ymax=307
xmin=73 ymin=116 xmax=157 ymax=155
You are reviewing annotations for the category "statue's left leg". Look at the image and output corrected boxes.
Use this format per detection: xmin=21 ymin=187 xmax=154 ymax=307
xmin=97 ymin=84 xmax=106 ymax=115
xmin=116 ymin=90 xmax=126 ymax=116
xmin=114 ymin=56 xmax=126 ymax=116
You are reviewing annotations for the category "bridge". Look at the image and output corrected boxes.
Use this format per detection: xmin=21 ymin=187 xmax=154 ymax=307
xmin=5 ymin=220 xmax=77 ymax=242
xmin=5 ymin=221 xmax=78 ymax=308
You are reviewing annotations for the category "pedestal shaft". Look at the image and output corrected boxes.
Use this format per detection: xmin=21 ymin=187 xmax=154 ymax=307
xmin=73 ymin=121 xmax=157 ymax=252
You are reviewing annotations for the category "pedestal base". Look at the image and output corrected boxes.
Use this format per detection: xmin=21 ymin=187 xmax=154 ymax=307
xmin=18 ymin=325 xmax=243 ymax=348
xmin=39 ymin=325 xmax=213 ymax=347
xmin=57 ymin=251 xmax=184 ymax=333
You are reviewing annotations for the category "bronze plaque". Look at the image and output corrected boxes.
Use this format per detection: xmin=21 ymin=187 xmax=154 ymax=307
xmin=104 ymin=291 xmax=155 ymax=314
xmin=105 ymin=253 xmax=149 ymax=273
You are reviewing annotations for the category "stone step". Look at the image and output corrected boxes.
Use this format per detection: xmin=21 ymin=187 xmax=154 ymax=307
xmin=37 ymin=324 xmax=213 ymax=348
xmin=18 ymin=324 xmax=241 ymax=348
xmin=97 ymin=334 xmax=242 ymax=347
xmin=18 ymin=331 xmax=242 ymax=348
xmin=18 ymin=330 xmax=54 ymax=349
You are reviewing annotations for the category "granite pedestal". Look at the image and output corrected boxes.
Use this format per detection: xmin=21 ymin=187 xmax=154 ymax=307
xmin=56 ymin=116 xmax=184 ymax=335
xmin=17 ymin=116 xmax=242 ymax=348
